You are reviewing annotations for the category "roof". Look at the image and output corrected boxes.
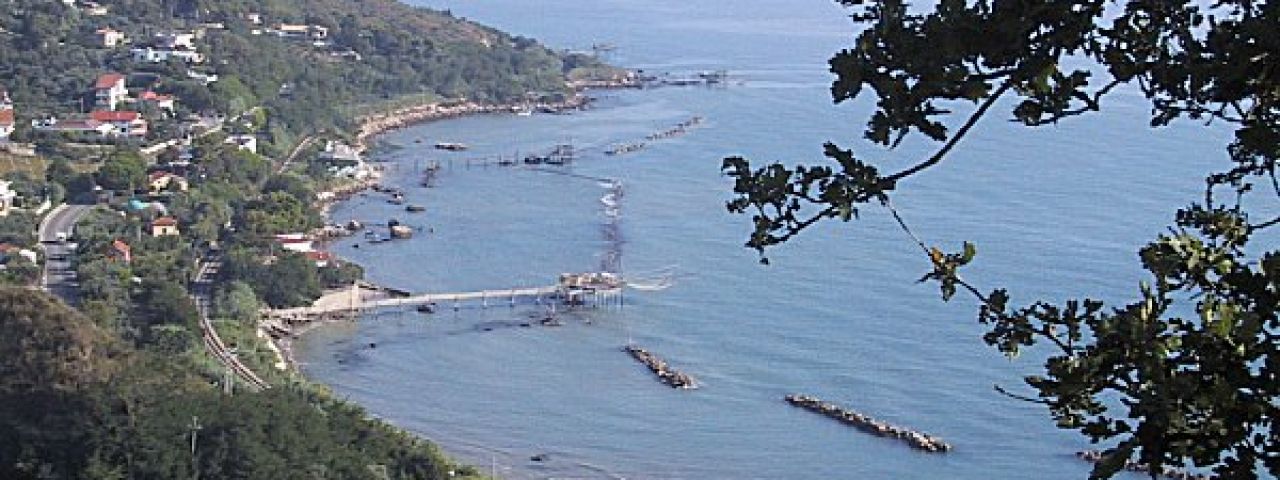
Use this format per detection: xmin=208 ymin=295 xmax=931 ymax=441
xmin=111 ymin=239 xmax=131 ymax=253
xmin=0 ymin=109 xmax=13 ymax=127
xmin=152 ymin=216 xmax=178 ymax=227
xmin=305 ymin=251 xmax=333 ymax=261
xmin=139 ymin=91 xmax=173 ymax=101
xmin=94 ymin=73 xmax=126 ymax=90
xmin=48 ymin=119 xmax=105 ymax=131
xmin=91 ymin=110 xmax=140 ymax=122
xmin=95 ymin=28 xmax=119 ymax=34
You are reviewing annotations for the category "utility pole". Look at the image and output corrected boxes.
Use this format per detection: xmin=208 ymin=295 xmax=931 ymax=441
xmin=189 ymin=415 xmax=202 ymax=480
xmin=223 ymin=365 xmax=233 ymax=395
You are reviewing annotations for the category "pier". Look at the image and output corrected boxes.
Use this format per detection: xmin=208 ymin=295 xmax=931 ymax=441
xmin=267 ymin=275 xmax=629 ymax=322
xmin=784 ymin=394 xmax=952 ymax=453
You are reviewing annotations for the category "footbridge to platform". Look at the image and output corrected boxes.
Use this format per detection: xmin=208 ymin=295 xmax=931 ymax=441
xmin=266 ymin=280 xmax=627 ymax=321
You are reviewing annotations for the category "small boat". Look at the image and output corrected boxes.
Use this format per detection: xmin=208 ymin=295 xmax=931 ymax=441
xmin=434 ymin=142 xmax=468 ymax=151
xmin=515 ymin=108 xmax=533 ymax=117
xmin=406 ymin=204 xmax=425 ymax=212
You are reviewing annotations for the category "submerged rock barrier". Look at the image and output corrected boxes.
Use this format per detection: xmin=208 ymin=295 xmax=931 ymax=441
xmin=624 ymin=345 xmax=697 ymax=389
xmin=784 ymin=394 xmax=951 ymax=453
xmin=1075 ymin=451 xmax=1209 ymax=480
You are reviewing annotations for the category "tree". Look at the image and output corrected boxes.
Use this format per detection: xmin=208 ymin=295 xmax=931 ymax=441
xmin=95 ymin=150 xmax=147 ymax=192
xmin=213 ymin=281 xmax=260 ymax=325
xmin=722 ymin=2 xmax=1278 ymax=478
xmin=254 ymin=253 xmax=322 ymax=309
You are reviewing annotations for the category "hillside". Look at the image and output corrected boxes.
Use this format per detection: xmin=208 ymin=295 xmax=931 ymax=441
xmin=0 ymin=287 xmax=481 ymax=479
xmin=0 ymin=0 xmax=599 ymax=145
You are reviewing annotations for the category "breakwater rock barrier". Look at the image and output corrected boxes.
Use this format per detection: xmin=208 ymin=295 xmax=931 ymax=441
xmin=784 ymin=394 xmax=952 ymax=453
xmin=624 ymin=345 xmax=697 ymax=389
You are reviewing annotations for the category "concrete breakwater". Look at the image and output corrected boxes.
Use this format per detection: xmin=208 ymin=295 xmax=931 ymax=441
xmin=1075 ymin=451 xmax=1208 ymax=480
xmin=784 ymin=394 xmax=952 ymax=453
xmin=624 ymin=345 xmax=697 ymax=389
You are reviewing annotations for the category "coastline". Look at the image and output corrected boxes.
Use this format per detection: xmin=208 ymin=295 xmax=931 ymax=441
xmin=352 ymin=95 xmax=595 ymax=152
xmin=257 ymin=76 xmax=645 ymax=477
xmin=268 ymin=77 xmax=639 ymax=373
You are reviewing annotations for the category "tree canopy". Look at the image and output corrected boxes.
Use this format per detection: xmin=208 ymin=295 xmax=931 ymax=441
xmin=723 ymin=1 xmax=1278 ymax=478
xmin=0 ymin=287 xmax=471 ymax=479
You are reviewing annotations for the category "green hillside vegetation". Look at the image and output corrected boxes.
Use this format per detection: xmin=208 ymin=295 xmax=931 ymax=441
xmin=0 ymin=288 xmax=479 ymax=479
xmin=0 ymin=0 xmax=602 ymax=144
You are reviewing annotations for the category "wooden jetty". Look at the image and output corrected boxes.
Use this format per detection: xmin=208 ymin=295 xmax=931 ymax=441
xmin=784 ymin=394 xmax=951 ymax=453
xmin=625 ymin=345 xmax=697 ymax=389
xmin=267 ymin=274 xmax=626 ymax=321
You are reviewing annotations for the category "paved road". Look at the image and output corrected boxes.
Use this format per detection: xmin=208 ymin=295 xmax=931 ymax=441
xmin=38 ymin=204 xmax=95 ymax=305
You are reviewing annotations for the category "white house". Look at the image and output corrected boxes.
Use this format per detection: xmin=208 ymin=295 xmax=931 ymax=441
xmin=131 ymin=47 xmax=204 ymax=64
xmin=82 ymin=1 xmax=109 ymax=15
xmin=95 ymin=28 xmax=126 ymax=47
xmin=275 ymin=24 xmax=328 ymax=40
xmin=186 ymin=70 xmax=219 ymax=85
xmin=37 ymin=118 xmax=115 ymax=136
xmin=0 ymin=180 xmax=15 ymax=216
xmin=90 ymin=110 xmax=148 ymax=137
xmin=274 ymin=233 xmax=314 ymax=253
xmin=153 ymin=32 xmax=196 ymax=50
xmin=92 ymin=73 xmax=128 ymax=110
xmin=225 ymin=134 xmax=257 ymax=154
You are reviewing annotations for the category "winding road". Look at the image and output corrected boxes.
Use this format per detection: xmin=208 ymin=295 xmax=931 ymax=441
xmin=38 ymin=204 xmax=95 ymax=305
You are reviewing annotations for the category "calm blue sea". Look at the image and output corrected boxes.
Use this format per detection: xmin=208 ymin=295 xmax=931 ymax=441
xmin=295 ymin=1 xmax=1231 ymax=478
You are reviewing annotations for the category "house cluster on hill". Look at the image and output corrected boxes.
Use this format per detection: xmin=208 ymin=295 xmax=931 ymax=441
xmin=32 ymin=71 xmax=188 ymax=139
xmin=131 ymin=31 xmax=205 ymax=64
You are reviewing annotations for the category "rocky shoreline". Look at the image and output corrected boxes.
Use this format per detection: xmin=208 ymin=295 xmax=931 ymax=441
xmin=353 ymin=95 xmax=590 ymax=150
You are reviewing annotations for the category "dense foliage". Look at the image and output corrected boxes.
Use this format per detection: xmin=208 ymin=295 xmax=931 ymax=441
xmin=0 ymin=288 xmax=468 ymax=479
xmin=0 ymin=0 xmax=584 ymax=140
xmin=723 ymin=1 xmax=1278 ymax=478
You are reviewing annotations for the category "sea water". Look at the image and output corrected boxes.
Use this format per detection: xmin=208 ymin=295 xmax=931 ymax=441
xmin=295 ymin=1 xmax=1230 ymax=478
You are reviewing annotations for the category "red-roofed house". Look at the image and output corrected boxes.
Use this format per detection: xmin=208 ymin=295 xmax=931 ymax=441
xmin=0 ymin=90 xmax=13 ymax=142
xmin=305 ymin=251 xmax=333 ymax=267
xmin=90 ymin=110 xmax=147 ymax=137
xmin=138 ymin=91 xmax=175 ymax=113
xmin=150 ymin=216 xmax=179 ymax=237
xmin=39 ymin=118 xmax=114 ymax=136
xmin=108 ymin=239 xmax=132 ymax=263
xmin=93 ymin=73 xmax=128 ymax=110
xmin=148 ymin=171 xmax=188 ymax=193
